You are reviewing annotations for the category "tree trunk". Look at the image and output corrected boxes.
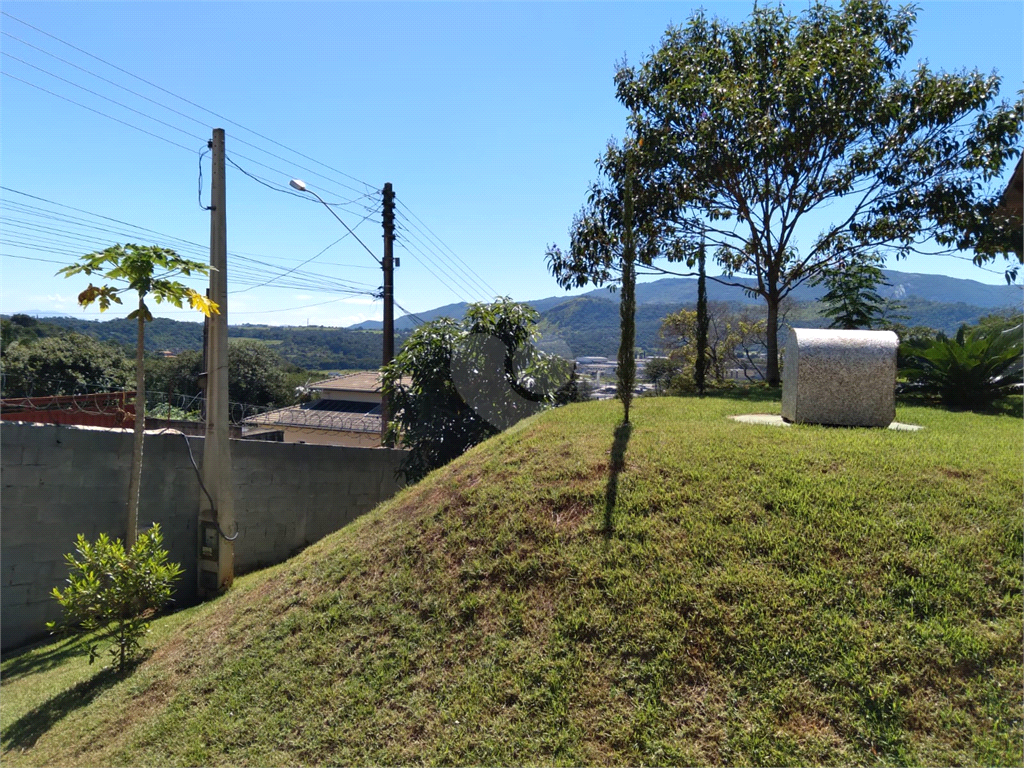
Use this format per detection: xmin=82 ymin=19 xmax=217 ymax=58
xmin=618 ymin=169 xmax=637 ymax=424
xmin=765 ymin=292 xmax=780 ymax=386
xmin=695 ymin=241 xmax=708 ymax=396
xmin=125 ymin=298 xmax=145 ymax=547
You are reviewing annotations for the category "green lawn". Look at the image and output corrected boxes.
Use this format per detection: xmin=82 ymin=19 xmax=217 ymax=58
xmin=3 ymin=395 xmax=1021 ymax=766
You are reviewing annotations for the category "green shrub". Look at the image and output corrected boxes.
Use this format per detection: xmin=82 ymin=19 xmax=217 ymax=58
xmin=47 ymin=524 xmax=183 ymax=672
xmin=901 ymin=317 xmax=1023 ymax=411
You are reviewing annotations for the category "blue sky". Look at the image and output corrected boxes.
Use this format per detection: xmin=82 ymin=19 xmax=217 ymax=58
xmin=1 ymin=1 xmax=1021 ymax=327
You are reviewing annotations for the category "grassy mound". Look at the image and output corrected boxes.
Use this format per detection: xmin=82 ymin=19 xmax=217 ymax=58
xmin=3 ymin=396 xmax=1021 ymax=766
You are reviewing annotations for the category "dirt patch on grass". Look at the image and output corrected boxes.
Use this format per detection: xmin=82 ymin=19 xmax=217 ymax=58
xmin=939 ymin=467 xmax=974 ymax=480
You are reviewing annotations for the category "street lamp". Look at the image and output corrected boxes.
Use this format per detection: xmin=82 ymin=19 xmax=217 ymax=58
xmin=289 ymin=179 xmax=381 ymax=266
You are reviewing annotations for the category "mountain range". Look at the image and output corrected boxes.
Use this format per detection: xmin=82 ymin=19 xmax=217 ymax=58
xmin=8 ymin=270 xmax=1020 ymax=368
xmin=349 ymin=269 xmax=1020 ymax=329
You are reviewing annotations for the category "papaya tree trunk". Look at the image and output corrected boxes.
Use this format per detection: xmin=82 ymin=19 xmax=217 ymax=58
xmin=125 ymin=297 xmax=145 ymax=547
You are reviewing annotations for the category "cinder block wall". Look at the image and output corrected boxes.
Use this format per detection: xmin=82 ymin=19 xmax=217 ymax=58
xmin=1 ymin=422 xmax=406 ymax=651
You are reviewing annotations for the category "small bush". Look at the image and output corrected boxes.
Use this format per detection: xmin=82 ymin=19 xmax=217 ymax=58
xmin=48 ymin=524 xmax=183 ymax=672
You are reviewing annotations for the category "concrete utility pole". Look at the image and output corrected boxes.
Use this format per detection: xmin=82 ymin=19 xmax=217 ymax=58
xmin=199 ymin=127 xmax=235 ymax=597
xmin=380 ymin=182 xmax=395 ymax=442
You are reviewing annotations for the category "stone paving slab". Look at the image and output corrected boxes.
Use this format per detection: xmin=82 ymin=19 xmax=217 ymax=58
xmin=728 ymin=414 xmax=923 ymax=431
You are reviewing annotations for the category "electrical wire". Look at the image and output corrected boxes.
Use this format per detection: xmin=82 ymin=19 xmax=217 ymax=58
xmin=394 ymin=218 xmax=489 ymax=301
xmin=2 ymin=11 xmax=376 ymax=193
xmin=198 ymin=146 xmax=212 ymax=210
xmin=394 ymin=235 xmax=474 ymax=304
xmin=179 ymin=432 xmax=238 ymax=541
xmin=0 ymin=252 xmax=75 ymax=265
xmin=397 ymin=199 xmax=498 ymax=295
xmin=2 ymin=71 xmax=199 ymax=155
xmin=2 ymin=31 xmax=378 ymax=205
xmin=393 ymin=300 xmax=428 ymax=326
xmin=395 ymin=211 xmax=495 ymax=300
xmin=231 ymin=206 xmax=380 ymax=295
xmin=1 ymin=188 xmax=379 ymax=291
xmin=225 ymin=154 xmax=383 ymax=265
xmin=2 ymin=52 xmax=208 ymax=144
xmin=223 ymin=153 xmax=380 ymax=217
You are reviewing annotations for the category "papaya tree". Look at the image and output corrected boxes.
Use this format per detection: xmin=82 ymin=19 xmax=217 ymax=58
xmin=59 ymin=244 xmax=218 ymax=546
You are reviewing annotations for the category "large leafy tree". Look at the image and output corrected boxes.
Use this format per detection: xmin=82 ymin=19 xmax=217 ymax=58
xmin=1 ymin=333 xmax=133 ymax=397
xmin=59 ymin=244 xmax=217 ymax=546
xmin=382 ymin=298 xmax=571 ymax=482
xmin=147 ymin=340 xmax=294 ymax=411
xmin=552 ymin=0 xmax=1022 ymax=385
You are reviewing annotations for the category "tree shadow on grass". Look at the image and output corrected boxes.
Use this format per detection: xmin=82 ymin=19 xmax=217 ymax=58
xmin=1 ymin=636 xmax=92 ymax=684
xmin=1 ymin=657 xmax=143 ymax=751
xmin=603 ymin=422 xmax=632 ymax=535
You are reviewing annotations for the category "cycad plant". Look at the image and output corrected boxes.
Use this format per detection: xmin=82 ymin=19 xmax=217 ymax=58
xmin=902 ymin=319 xmax=1023 ymax=411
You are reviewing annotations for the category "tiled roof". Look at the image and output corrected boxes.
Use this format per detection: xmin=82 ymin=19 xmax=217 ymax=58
xmin=310 ymin=372 xmax=384 ymax=392
xmin=243 ymin=403 xmax=381 ymax=434
xmin=310 ymin=372 xmax=413 ymax=393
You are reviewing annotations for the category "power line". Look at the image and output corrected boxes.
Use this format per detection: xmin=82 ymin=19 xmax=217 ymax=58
xmin=2 ymin=11 xmax=377 ymax=193
xmin=393 ymin=300 xmax=428 ymax=326
xmin=2 ymin=71 xmax=200 ymax=155
xmin=394 ymin=237 xmax=473 ymax=305
xmin=396 ymin=199 xmax=498 ymax=296
xmin=1 ymin=187 xmax=378 ymax=289
xmin=225 ymin=155 xmax=383 ymax=265
xmin=394 ymin=211 xmax=495 ymax=300
xmin=3 ymin=31 xmax=378 ymax=204
xmin=231 ymin=207 xmax=380 ymax=295
xmin=394 ymin=217 xmax=490 ymax=301
xmin=223 ymin=153 xmax=380 ymax=217
xmin=2 ymin=51 xmax=208 ymax=144
xmin=1 ymin=252 xmax=76 ymax=265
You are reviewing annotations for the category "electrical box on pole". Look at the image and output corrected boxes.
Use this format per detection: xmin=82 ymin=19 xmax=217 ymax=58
xmin=199 ymin=128 xmax=235 ymax=598
xmin=380 ymin=182 xmax=395 ymax=442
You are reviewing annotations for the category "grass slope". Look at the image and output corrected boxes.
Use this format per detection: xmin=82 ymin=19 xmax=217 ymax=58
xmin=3 ymin=396 xmax=1022 ymax=766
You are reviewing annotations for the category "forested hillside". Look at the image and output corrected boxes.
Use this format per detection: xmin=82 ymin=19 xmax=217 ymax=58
xmin=14 ymin=316 xmax=409 ymax=371
xmin=6 ymin=267 xmax=1017 ymax=367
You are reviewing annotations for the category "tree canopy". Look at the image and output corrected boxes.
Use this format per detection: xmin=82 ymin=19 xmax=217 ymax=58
xmin=382 ymin=298 xmax=572 ymax=482
xmin=1 ymin=333 xmax=133 ymax=397
xmin=548 ymin=0 xmax=1022 ymax=384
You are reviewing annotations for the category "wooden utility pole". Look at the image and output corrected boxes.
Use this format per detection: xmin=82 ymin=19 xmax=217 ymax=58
xmin=199 ymin=127 xmax=234 ymax=597
xmin=380 ymin=182 xmax=395 ymax=442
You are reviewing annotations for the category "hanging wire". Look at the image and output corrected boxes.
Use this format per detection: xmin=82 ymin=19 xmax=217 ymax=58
xmin=198 ymin=145 xmax=212 ymax=211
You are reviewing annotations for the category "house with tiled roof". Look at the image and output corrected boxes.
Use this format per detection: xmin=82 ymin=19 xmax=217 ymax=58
xmin=241 ymin=372 xmax=408 ymax=448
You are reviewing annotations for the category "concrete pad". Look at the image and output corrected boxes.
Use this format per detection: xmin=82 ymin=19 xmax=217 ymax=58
xmin=887 ymin=421 xmax=925 ymax=432
xmin=728 ymin=414 xmax=923 ymax=431
xmin=728 ymin=414 xmax=791 ymax=427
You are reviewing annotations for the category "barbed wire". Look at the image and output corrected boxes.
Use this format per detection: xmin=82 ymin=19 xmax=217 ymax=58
xmin=0 ymin=373 xmax=385 ymax=435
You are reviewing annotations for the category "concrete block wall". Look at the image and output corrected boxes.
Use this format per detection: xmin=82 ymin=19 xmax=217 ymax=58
xmin=1 ymin=422 xmax=405 ymax=651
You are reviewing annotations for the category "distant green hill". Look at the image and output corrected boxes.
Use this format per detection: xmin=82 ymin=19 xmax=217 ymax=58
xmin=10 ymin=267 xmax=1019 ymax=366
xmin=13 ymin=316 xmax=409 ymax=371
